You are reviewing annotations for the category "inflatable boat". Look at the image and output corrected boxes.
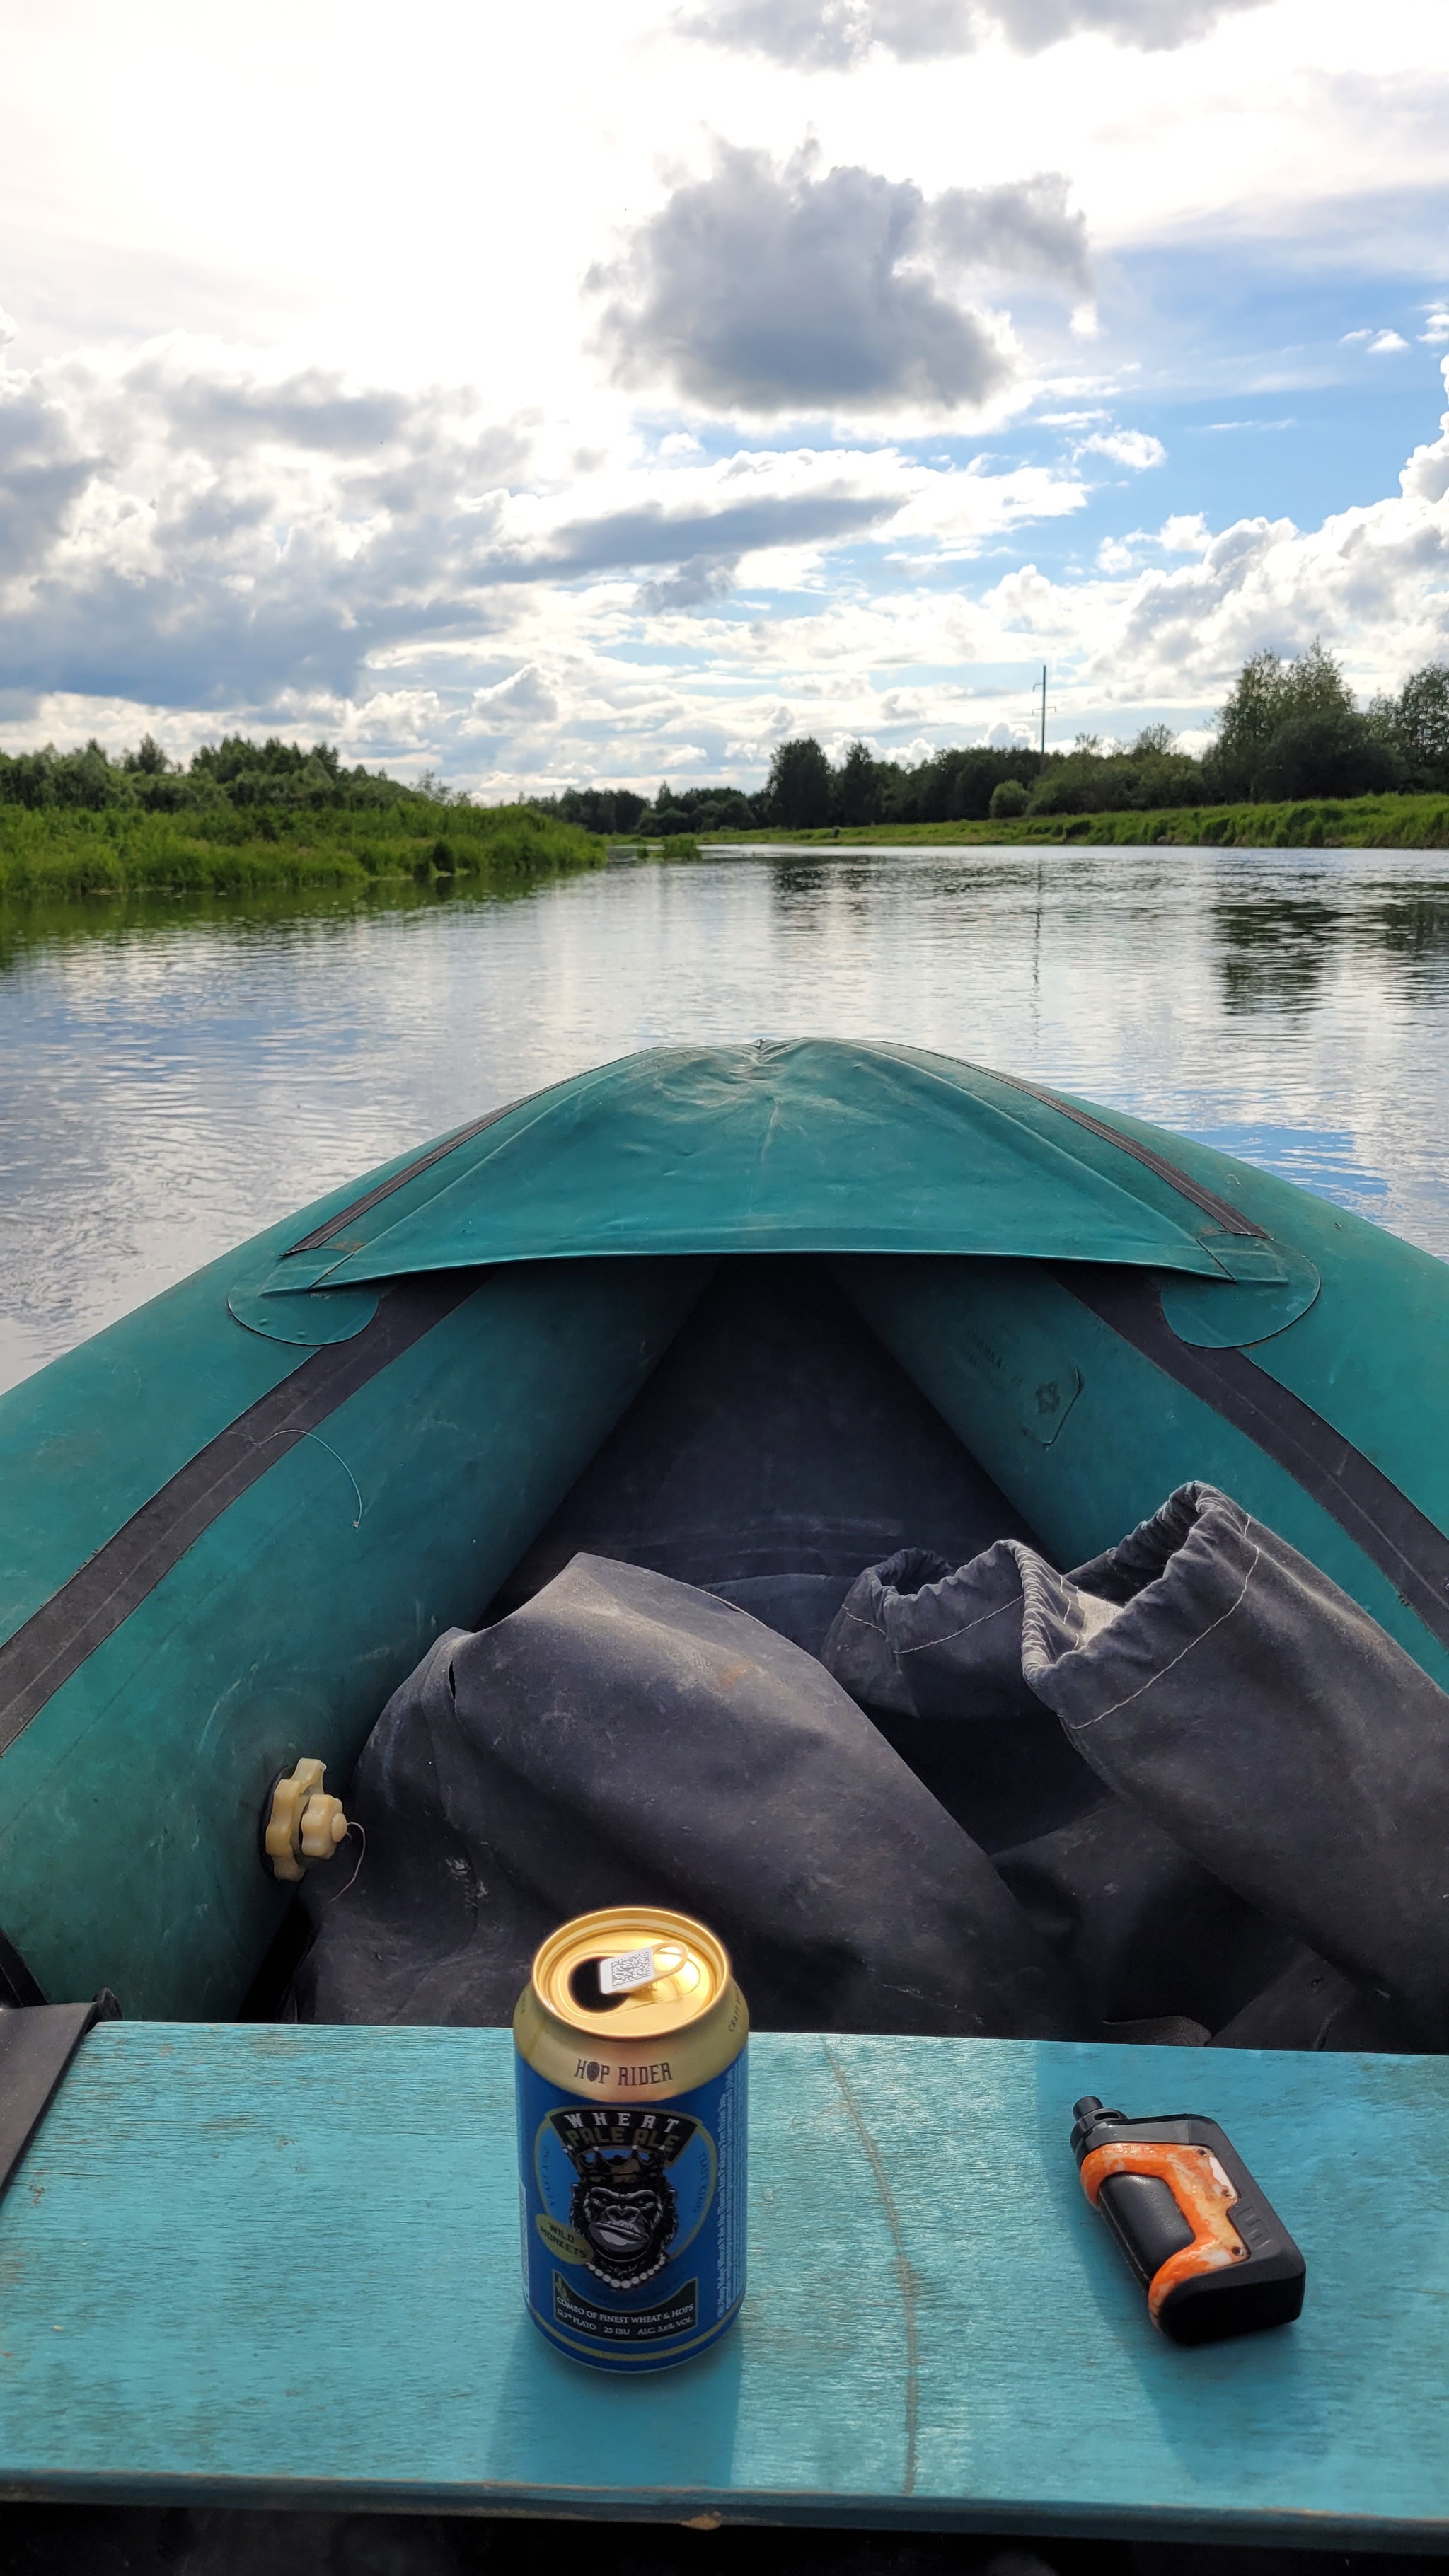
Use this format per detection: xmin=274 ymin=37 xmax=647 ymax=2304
xmin=3 ymin=1036 xmax=1447 ymax=2025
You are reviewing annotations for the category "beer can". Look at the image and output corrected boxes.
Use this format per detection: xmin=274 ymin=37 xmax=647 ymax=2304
xmin=514 ymin=1905 xmax=749 ymax=2372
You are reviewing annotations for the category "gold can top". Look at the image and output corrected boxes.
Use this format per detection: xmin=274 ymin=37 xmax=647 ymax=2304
xmin=530 ymin=1905 xmax=732 ymax=2043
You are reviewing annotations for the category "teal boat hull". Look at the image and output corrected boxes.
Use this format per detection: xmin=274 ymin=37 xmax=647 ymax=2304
xmin=3 ymin=1039 xmax=1448 ymax=2019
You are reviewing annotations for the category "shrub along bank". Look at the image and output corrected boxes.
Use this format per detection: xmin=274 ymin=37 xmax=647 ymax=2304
xmin=0 ymin=802 xmax=604 ymax=901
xmin=0 ymin=737 xmax=603 ymax=901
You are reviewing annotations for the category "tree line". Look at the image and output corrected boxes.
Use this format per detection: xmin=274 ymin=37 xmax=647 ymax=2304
xmin=6 ymin=645 xmax=1448 ymax=835
xmin=535 ymin=647 xmax=1449 ymax=836
xmin=0 ymin=733 xmax=460 ymax=820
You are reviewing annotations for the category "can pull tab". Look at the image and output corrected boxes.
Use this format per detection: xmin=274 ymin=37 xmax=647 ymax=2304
xmin=599 ymin=1946 xmax=657 ymax=1996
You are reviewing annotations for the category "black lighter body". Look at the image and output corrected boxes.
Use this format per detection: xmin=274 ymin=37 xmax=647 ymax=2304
xmin=1070 ymin=2096 xmax=1306 ymax=2346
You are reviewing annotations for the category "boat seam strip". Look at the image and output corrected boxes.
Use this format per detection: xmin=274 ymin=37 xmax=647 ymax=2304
xmin=285 ymin=1092 xmax=534 ymax=1256
xmin=988 ymin=1072 xmax=1266 ymax=1240
xmin=0 ymin=1277 xmax=479 ymax=1760
xmin=1056 ymin=1265 xmax=1449 ymax=1650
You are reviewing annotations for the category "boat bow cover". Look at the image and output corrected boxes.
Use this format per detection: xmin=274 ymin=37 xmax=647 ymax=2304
xmin=252 ymin=1041 xmax=1295 ymax=1300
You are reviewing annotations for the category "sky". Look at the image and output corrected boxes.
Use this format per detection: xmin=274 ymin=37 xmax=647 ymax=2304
xmin=4 ymin=0 xmax=1449 ymax=795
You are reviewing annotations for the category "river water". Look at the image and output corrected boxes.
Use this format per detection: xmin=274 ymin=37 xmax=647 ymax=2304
xmin=3 ymin=838 xmax=1448 ymax=1397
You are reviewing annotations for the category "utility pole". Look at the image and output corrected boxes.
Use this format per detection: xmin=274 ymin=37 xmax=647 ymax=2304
xmin=1040 ymin=664 xmax=1047 ymax=769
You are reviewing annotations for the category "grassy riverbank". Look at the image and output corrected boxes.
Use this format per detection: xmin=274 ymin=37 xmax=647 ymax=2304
xmin=0 ymin=801 xmax=604 ymax=903
xmin=11 ymin=782 xmax=1446 ymax=905
xmin=705 ymin=790 xmax=1449 ymax=852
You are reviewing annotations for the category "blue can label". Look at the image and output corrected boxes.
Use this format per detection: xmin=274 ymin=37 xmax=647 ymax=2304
xmin=516 ymin=2047 xmax=747 ymax=2370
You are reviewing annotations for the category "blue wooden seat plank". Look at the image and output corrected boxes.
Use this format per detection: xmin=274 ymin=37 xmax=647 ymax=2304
xmin=0 ymin=2023 xmax=1445 ymax=2548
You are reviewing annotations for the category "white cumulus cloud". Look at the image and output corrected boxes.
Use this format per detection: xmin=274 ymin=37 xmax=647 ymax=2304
xmin=10 ymin=329 xmax=1449 ymax=799
xmin=681 ymin=0 xmax=1267 ymax=68
xmin=589 ymin=145 xmax=1088 ymax=419
xmin=1078 ymin=427 xmax=1167 ymax=469
xmin=1158 ymin=512 xmax=1211 ymax=552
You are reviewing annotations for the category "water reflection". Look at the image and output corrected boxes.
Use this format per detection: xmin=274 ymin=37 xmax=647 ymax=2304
xmin=1213 ymin=899 xmax=1344 ymax=1015
xmin=1362 ymin=889 xmax=1449 ymax=981
xmin=1212 ymin=877 xmax=1449 ymax=1014
xmin=3 ymin=841 xmax=1448 ymax=1397
xmin=1187 ymin=1124 xmax=1391 ymax=1208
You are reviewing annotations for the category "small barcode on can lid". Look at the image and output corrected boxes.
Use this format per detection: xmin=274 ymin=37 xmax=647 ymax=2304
xmin=599 ymin=1946 xmax=656 ymax=1994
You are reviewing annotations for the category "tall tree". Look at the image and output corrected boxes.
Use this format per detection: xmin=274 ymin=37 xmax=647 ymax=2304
xmin=1208 ymin=642 xmax=1362 ymax=799
xmin=833 ymin=739 xmax=881 ymax=825
xmin=766 ymin=737 xmax=833 ymax=827
xmin=1208 ymin=650 xmax=1289 ymax=797
xmin=1390 ymin=663 xmax=1449 ymax=783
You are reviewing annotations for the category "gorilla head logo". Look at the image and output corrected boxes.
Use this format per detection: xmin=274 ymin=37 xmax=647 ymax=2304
xmin=549 ymin=2106 xmax=698 ymax=2292
xmin=571 ymin=2149 xmax=679 ymax=2289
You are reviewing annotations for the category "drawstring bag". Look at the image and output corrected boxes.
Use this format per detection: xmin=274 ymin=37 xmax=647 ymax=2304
xmin=1017 ymin=1483 xmax=1449 ymax=2050
xmin=821 ymin=1541 xmax=1029 ymax=1720
xmin=819 ymin=1542 xmax=1104 ymax=1849
xmin=824 ymin=1484 xmax=1449 ymax=2049
xmin=296 ymin=1551 xmax=1079 ymax=2040
xmin=993 ymin=1794 xmax=1298 ymax=2039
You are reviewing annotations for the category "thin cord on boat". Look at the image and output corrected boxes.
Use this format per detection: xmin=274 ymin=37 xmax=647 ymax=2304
xmin=299 ymin=1434 xmax=364 ymax=1528
xmin=317 ymin=1823 xmax=366 ymax=1908
xmin=253 ymin=1428 xmax=364 ymax=1526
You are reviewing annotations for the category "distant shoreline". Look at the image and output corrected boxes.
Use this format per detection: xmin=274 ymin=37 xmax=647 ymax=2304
xmin=695 ymin=790 xmax=1449 ymax=853
xmin=8 ymin=787 xmax=1449 ymax=911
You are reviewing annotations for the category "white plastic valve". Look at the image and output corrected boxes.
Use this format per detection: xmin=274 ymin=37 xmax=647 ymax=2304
xmin=265 ymin=1757 xmax=351 ymax=1882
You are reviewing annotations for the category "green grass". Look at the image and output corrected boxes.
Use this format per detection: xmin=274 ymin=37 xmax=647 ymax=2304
xmin=703 ymin=792 xmax=1449 ymax=853
xmin=0 ymin=802 xmax=606 ymax=903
